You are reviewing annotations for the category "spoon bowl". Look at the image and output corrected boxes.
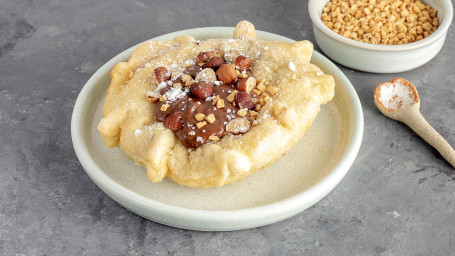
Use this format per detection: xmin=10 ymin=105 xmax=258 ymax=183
xmin=374 ymin=78 xmax=455 ymax=168
xmin=374 ymin=78 xmax=420 ymax=119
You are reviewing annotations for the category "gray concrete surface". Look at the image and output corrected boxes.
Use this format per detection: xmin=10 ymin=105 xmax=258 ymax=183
xmin=1 ymin=0 xmax=454 ymax=255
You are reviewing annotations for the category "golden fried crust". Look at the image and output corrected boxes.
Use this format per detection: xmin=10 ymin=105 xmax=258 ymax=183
xmin=97 ymin=20 xmax=335 ymax=187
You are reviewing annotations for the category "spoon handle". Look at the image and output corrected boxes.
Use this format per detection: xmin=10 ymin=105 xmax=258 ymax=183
xmin=404 ymin=111 xmax=455 ymax=168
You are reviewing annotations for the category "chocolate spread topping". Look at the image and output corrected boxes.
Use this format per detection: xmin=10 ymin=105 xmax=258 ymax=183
xmin=153 ymin=54 xmax=257 ymax=148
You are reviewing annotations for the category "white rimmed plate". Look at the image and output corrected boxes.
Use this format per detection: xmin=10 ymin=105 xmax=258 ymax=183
xmin=71 ymin=27 xmax=363 ymax=231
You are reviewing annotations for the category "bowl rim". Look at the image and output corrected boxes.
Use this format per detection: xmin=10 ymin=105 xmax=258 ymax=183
xmin=308 ymin=0 xmax=453 ymax=51
xmin=71 ymin=26 xmax=364 ymax=231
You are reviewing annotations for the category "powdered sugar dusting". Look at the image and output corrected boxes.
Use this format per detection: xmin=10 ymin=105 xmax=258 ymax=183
xmin=155 ymin=82 xmax=168 ymax=91
xmin=288 ymin=61 xmax=297 ymax=72
xmin=238 ymin=125 xmax=249 ymax=133
xmin=147 ymin=91 xmax=158 ymax=98
xmin=165 ymin=87 xmax=187 ymax=102
xmin=378 ymin=82 xmax=416 ymax=110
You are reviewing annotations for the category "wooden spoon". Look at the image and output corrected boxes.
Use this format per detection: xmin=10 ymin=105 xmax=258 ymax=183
xmin=374 ymin=78 xmax=455 ymax=168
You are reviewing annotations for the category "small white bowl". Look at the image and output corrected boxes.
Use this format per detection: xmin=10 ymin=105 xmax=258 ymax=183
xmin=71 ymin=27 xmax=363 ymax=231
xmin=309 ymin=0 xmax=453 ymax=73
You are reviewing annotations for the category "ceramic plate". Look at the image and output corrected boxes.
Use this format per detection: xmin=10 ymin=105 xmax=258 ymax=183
xmin=71 ymin=27 xmax=363 ymax=231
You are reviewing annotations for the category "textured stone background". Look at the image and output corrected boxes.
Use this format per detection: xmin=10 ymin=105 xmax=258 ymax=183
xmin=1 ymin=0 xmax=454 ymax=255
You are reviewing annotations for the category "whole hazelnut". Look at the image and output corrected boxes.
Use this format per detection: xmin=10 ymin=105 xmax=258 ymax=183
xmin=216 ymin=64 xmax=238 ymax=84
xmin=195 ymin=68 xmax=217 ymax=82
xmin=204 ymin=56 xmax=224 ymax=70
xmin=164 ymin=112 xmax=183 ymax=131
xmin=235 ymin=55 xmax=252 ymax=71
xmin=190 ymin=81 xmax=213 ymax=100
xmin=196 ymin=50 xmax=215 ymax=63
xmin=235 ymin=91 xmax=255 ymax=109
xmin=154 ymin=67 xmax=171 ymax=83
xmin=236 ymin=76 xmax=256 ymax=92
xmin=183 ymin=64 xmax=203 ymax=78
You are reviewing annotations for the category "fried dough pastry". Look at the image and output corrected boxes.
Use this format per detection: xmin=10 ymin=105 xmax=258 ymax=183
xmin=97 ymin=21 xmax=335 ymax=187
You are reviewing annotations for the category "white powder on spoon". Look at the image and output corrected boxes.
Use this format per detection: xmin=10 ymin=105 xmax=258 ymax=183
xmin=378 ymin=82 xmax=416 ymax=110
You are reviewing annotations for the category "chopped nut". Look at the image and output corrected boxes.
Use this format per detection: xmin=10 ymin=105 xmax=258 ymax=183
xmin=147 ymin=92 xmax=159 ymax=102
xmin=422 ymin=22 xmax=432 ymax=32
xmin=205 ymin=113 xmax=216 ymax=123
xmin=249 ymin=110 xmax=258 ymax=116
xmin=256 ymin=78 xmax=265 ymax=84
xmin=212 ymin=95 xmax=220 ymax=105
xmin=197 ymin=62 xmax=205 ymax=67
xmin=160 ymin=104 xmax=169 ymax=111
xmin=159 ymin=94 xmax=167 ymax=102
xmin=321 ymin=0 xmax=438 ymax=45
xmin=253 ymin=88 xmax=262 ymax=95
xmin=261 ymin=92 xmax=272 ymax=102
xmin=185 ymin=80 xmax=194 ymax=87
xmin=195 ymin=113 xmax=206 ymax=121
xmin=260 ymin=92 xmax=270 ymax=98
xmin=256 ymin=83 xmax=266 ymax=92
xmin=255 ymin=104 xmax=262 ymax=111
xmin=148 ymin=97 xmax=159 ymax=103
xmin=226 ymin=90 xmax=238 ymax=103
xmin=171 ymin=72 xmax=181 ymax=80
xmin=237 ymin=108 xmax=247 ymax=117
xmin=238 ymin=73 xmax=248 ymax=79
xmin=181 ymin=74 xmax=193 ymax=83
xmin=216 ymin=99 xmax=225 ymax=109
xmin=173 ymin=83 xmax=183 ymax=89
xmin=197 ymin=121 xmax=207 ymax=129
xmin=256 ymin=98 xmax=265 ymax=106
xmin=208 ymin=135 xmax=220 ymax=141
xmin=226 ymin=118 xmax=250 ymax=135
xmin=267 ymin=86 xmax=278 ymax=95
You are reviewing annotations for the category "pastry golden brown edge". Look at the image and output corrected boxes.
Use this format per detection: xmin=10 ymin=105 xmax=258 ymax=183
xmin=97 ymin=21 xmax=335 ymax=188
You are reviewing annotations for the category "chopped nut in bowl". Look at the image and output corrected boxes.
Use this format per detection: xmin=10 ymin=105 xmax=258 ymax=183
xmin=308 ymin=0 xmax=453 ymax=73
